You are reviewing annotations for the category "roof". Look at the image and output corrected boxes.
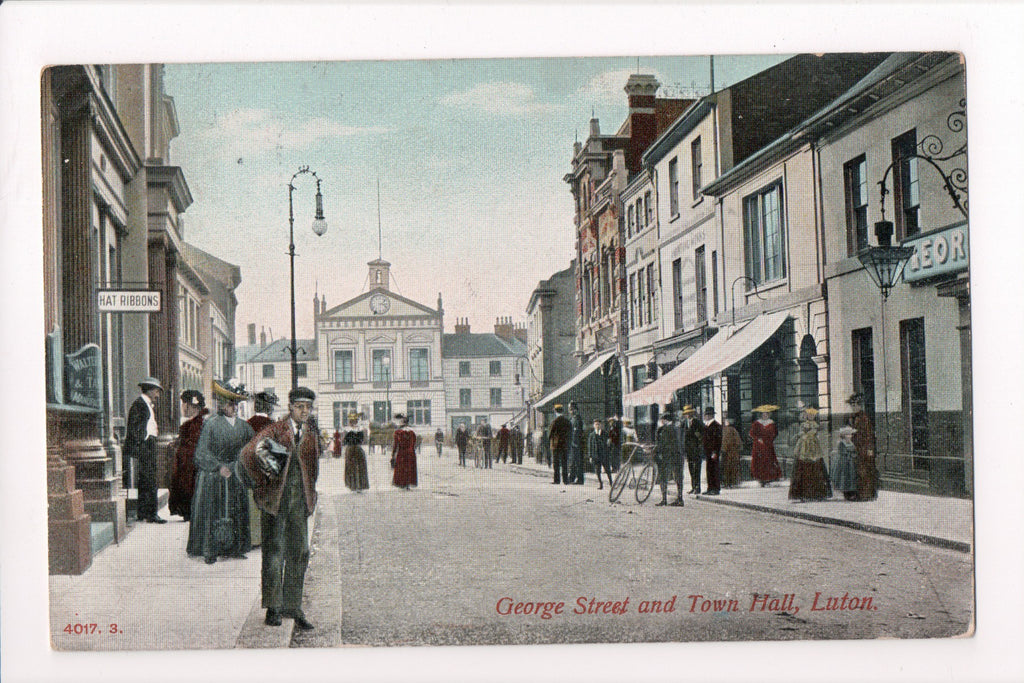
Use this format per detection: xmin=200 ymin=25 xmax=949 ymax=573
xmin=235 ymin=344 xmax=261 ymax=364
xmin=702 ymin=52 xmax=953 ymax=197
xmin=247 ymin=338 xmax=318 ymax=363
xmin=443 ymin=333 xmax=526 ymax=358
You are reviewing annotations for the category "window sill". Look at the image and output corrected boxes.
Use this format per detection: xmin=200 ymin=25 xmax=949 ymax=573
xmin=691 ymin=196 xmax=704 ymax=209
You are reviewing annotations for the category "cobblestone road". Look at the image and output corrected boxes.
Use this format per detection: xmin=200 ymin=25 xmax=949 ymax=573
xmin=293 ymin=448 xmax=972 ymax=648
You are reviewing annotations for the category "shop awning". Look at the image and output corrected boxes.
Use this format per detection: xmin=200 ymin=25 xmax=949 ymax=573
xmin=622 ymin=311 xmax=791 ymax=407
xmin=534 ymin=350 xmax=617 ymax=409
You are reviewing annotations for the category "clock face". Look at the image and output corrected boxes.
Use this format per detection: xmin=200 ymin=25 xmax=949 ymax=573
xmin=369 ymin=294 xmax=390 ymax=315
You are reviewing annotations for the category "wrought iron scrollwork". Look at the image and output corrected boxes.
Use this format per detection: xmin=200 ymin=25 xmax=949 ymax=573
xmin=879 ymin=100 xmax=968 ymax=220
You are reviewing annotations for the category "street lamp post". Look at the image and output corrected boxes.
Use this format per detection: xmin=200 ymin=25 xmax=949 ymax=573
xmin=286 ymin=166 xmax=328 ymax=392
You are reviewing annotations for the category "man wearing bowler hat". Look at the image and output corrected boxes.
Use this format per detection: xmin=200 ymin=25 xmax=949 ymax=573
xmin=239 ymin=386 xmax=320 ymax=630
xmin=126 ymin=377 xmax=166 ymax=523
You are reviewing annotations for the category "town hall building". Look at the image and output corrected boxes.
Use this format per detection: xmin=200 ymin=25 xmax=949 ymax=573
xmin=313 ymin=259 xmax=447 ymax=435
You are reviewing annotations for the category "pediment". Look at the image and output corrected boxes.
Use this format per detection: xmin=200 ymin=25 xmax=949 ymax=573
xmin=322 ymin=288 xmax=438 ymax=320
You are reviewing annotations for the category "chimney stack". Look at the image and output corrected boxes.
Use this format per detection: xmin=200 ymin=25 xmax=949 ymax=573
xmin=623 ymin=73 xmax=661 ymax=174
xmin=260 ymin=326 xmax=267 ymax=347
xmin=454 ymin=317 xmax=470 ymax=335
xmin=248 ymin=323 xmax=256 ymax=346
xmin=513 ymin=322 xmax=527 ymax=345
xmin=494 ymin=316 xmax=514 ymax=342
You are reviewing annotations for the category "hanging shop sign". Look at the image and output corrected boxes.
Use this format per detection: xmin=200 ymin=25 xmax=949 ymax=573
xmin=903 ymin=223 xmax=969 ymax=284
xmin=97 ymin=289 xmax=162 ymax=312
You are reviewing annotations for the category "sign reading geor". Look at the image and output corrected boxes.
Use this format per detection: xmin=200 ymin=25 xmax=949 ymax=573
xmin=96 ymin=289 xmax=162 ymax=312
xmin=65 ymin=343 xmax=102 ymax=410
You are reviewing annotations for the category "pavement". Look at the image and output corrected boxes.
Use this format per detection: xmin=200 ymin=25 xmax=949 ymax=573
xmin=48 ymin=447 xmax=972 ymax=652
xmin=509 ymin=457 xmax=973 ymax=553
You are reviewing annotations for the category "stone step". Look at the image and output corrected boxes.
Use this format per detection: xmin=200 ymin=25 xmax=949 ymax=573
xmin=90 ymin=521 xmax=115 ymax=555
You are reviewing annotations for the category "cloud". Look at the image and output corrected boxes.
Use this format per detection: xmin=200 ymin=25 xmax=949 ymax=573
xmin=192 ymin=109 xmax=388 ymax=158
xmin=441 ymin=81 xmax=563 ymax=116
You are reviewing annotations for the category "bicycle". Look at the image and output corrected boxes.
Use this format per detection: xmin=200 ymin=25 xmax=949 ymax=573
xmin=608 ymin=442 xmax=658 ymax=504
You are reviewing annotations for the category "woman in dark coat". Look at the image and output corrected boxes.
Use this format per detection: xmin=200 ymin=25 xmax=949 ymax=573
xmin=391 ymin=414 xmax=418 ymax=489
xmin=849 ymin=394 xmax=878 ymax=501
xmin=187 ymin=381 xmax=254 ymax=564
xmin=169 ymin=390 xmax=208 ymax=521
xmin=750 ymin=406 xmax=783 ymax=486
xmin=454 ymin=423 xmax=469 ymax=466
xmin=343 ymin=414 xmax=370 ymax=491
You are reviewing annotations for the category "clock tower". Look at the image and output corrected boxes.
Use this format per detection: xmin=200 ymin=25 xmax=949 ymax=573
xmin=368 ymin=258 xmax=391 ymax=291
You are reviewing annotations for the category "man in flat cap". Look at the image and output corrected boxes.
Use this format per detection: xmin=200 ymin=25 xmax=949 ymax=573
xmin=126 ymin=377 xmax=166 ymax=523
xmin=239 ymin=386 xmax=320 ymax=630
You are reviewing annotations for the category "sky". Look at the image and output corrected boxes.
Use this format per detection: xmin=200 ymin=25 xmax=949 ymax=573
xmin=164 ymin=55 xmax=789 ymax=344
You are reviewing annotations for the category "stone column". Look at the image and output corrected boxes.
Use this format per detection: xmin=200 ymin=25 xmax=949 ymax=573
xmin=60 ymin=99 xmax=128 ymax=544
xmin=44 ymin=69 xmax=92 ymax=574
xmin=147 ymin=244 xmax=180 ymax=489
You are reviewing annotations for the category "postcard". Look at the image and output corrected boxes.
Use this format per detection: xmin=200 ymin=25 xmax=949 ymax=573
xmin=4 ymin=3 xmax=1023 ymax=683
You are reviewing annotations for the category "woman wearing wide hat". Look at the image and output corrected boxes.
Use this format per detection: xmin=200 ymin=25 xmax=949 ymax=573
xmin=788 ymin=407 xmax=831 ymax=501
xmin=187 ymin=379 xmax=254 ymax=564
xmin=391 ymin=413 xmax=418 ymax=489
xmin=343 ymin=413 xmax=370 ymax=492
xmin=749 ymin=405 xmax=782 ymax=486
xmin=168 ymin=389 xmax=209 ymax=521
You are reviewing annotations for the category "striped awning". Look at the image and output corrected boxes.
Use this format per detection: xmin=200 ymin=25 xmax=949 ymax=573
xmin=622 ymin=311 xmax=791 ymax=407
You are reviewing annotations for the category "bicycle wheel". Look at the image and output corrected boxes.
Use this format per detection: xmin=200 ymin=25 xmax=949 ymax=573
xmin=608 ymin=466 xmax=629 ymax=503
xmin=635 ymin=463 xmax=657 ymax=503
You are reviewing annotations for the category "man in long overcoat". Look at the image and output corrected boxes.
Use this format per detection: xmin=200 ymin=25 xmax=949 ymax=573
xmin=548 ymin=405 xmax=571 ymax=485
xmin=238 ymin=386 xmax=320 ymax=631
xmin=567 ymin=401 xmax=585 ymax=485
xmin=702 ymin=406 xmax=723 ymax=495
xmin=126 ymin=377 xmax=166 ymax=523
xmin=588 ymin=419 xmax=613 ymax=490
xmin=655 ymin=412 xmax=684 ymax=506
xmin=682 ymin=405 xmax=704 ymax=494
xmin=497 ymin=423 xmax=511 ymax=463
xmin=510 ymin=424 xmax=524 ymax=464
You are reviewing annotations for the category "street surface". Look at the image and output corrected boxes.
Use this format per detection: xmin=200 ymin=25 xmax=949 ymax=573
xmin=293 ymin=448 xmax=972 ymax=647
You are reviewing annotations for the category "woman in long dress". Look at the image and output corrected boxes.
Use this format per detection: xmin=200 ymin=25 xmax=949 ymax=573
xmin=832 ymin=424 xmax=859 ymax=500
xmin=343 ymin=414 xmax=370 ymax=491
xmin=849 ymin=394 xmax=878 ymax=501
xmin=169 ymin=390 xmax=208 ymax=521
xmin=720 ymin=415 xmax=742 ymax=488
xmin=391 ymin=413 xmax=418 ymax=489
xmin=749 ymin=406 xmax=782 ymax=486
xmin=187 ymin=381 xmax=254 ymax=564
xmin=788 ymin=408 xmax=831 ymax=501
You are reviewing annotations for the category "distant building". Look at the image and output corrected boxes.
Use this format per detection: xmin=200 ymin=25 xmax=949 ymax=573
xmin=443 ymin=318 xmax=528 ymax=433
xmin=524 ymin=262 xmax=576 ymax=430
xmin=236 ymin=336 xmax=317 ymax=420
xmin=314 ymin=260 xmax=446 ymax=436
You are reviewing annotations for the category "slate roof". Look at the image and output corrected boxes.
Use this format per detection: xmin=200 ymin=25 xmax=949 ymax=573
xmin=443 ymin=333 xmax=526 ymax=358
xmin=247 ymin=338 xmax=318 ymax=363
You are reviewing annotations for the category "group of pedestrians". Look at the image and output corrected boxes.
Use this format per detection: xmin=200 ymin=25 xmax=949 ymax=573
xmin=127 ymin=378 xmax=320 ymax=631
xmin=546 ymin=402 xmax=623 ymax=488
xmin=652 ymin=405 xmax=731 ymax=506
xmin=451 ymin=420 xmax=526 ymax=468
xmin=787 ymin=393 xmax=878 ymax=502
